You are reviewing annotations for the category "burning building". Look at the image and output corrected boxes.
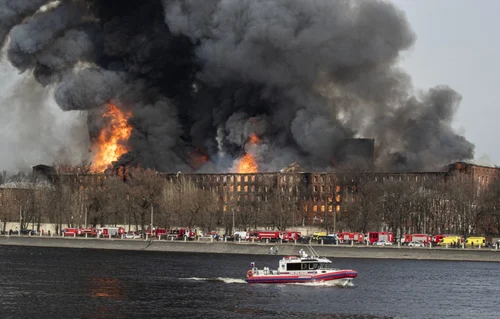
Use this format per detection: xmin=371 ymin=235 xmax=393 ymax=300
xmin=0 ymin=0 xmax=475 ymax=175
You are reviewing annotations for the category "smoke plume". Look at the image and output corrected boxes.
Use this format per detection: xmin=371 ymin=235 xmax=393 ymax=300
xmin=0 ymin=0 xmax=475 ymax=172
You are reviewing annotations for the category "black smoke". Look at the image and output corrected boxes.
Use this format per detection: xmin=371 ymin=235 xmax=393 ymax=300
xmin=0 ymin=0 xmax=474 ymax=172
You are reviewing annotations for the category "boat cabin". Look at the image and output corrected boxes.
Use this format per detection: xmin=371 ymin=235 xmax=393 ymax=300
xmin=278 ymin=251 xmax=334 ymax=272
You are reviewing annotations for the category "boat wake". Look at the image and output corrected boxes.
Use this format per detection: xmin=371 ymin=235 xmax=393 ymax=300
xmin=290 ymin=281 xmax=355 ymax=288
xmin=181 ymin=277 xmax=247 ymax=284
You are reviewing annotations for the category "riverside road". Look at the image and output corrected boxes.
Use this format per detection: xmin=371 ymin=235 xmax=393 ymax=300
xmin=1 ymin=235 xmax=500 ymax=262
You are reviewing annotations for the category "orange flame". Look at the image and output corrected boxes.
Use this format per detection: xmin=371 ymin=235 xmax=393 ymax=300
xmin=91 ymin=104 xmax=132 ymax=172
xmin=237 ymin=134 xmax=260 ymax=173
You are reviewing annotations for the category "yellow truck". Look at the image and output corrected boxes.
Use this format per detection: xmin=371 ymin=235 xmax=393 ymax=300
xmin=437 ymin=236 xmax=463 ymax=246
xmin=312 ymin=231 xmax=327 ymax=241
xmin=465 ymin=237 xmax=486 ymax=247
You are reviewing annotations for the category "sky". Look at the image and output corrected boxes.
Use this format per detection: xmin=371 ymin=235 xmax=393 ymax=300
xmin=0 ymin=0 xmax=499 ymax=171
xmin=394 ymin=0 xmax=500 ymax=165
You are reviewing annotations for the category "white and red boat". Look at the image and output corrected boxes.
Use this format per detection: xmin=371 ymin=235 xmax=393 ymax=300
xmin=245 ymin=247 xmax=357 ymax=286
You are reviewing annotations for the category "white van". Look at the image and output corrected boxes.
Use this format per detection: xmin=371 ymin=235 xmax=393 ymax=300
xmin=233 ymin=231 xmax=248 ymax=240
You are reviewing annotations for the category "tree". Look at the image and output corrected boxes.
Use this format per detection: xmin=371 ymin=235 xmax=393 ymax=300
xmin=342 ymin=180 xmax=384 ymax=233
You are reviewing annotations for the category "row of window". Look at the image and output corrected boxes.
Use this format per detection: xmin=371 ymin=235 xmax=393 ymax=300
xmin=304 ymin=204 xmax=341 ymax=213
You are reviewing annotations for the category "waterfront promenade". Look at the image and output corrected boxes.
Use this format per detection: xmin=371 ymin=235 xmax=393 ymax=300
xmin=1 ymin=235 xmax=500 ymax=262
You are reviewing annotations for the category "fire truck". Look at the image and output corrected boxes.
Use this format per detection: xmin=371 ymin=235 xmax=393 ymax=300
xmin=367 ymin=232 xmax=394 ymax=245
xmin=431 ymin=234 xmax=449 ymax=246
xmin=252 ymin=231 xmax=282 ymax=242
xmin=98 ymin=227 xmax=125 ymax=238
xmin=62 ymin=228 xmax=79 ymax=237
xmin=281 ymin=231 xmax=301 ymax=242
xmin=78 ymin=227 xmax=97 ymax=237
xmin=337 ymin=232 xmax=364 ymax=244
xmin=400 ymin=234 xmax=430 ymax=245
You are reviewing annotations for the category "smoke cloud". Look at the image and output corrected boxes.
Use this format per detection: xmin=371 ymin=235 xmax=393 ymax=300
xmin=0 ymin=0 xmax=474 ymax=172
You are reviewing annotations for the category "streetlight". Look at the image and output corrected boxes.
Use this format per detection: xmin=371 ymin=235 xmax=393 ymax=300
xmin=143 ymin=197 xmax=153 ymax=238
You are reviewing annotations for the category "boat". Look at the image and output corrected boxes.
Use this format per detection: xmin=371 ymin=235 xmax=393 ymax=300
xmin=245 ymin=246 xmax=357 ymax=286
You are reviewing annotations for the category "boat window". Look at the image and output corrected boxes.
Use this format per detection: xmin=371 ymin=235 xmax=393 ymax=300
xmin=301 ymin=263 xmax=308 ymax=270
xmin=286 ymin=263 xmax=302 ymax=271
xmin=309 ymin=263 xmax=318 ymax=270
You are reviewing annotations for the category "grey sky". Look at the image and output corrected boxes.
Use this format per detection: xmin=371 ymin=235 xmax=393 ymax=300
xmin=395 ymin=0 xmax=500 ymax=165
xmin=0 ymin=0 xmax=498 ymax=171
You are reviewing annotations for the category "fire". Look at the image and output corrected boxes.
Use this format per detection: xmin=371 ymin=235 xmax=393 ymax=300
xmin=238 ymin=153 xmax=258 ymax=173
xmin=91 ymin=104 xmax=132 ymax=172
xmin=237 ymin=134 xmax=260 ymax=173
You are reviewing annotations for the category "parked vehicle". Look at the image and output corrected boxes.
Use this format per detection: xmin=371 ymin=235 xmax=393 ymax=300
xmin=312 ymin=231 xmax=327 ymax=241
xmin=437 ymin=235 xmax=463 ymax=246
xmin=374 ymin=240 xmax=393 ymax=246
xmin=282 ymin=231 xmax=301 ymax=242
xmin=367 ymin=232 xmax=394 ymax=245
xmin=62 ymin=228 xmax=79 ymax=237
xmin=124 ymin=231 xmax=140 ymax=239
xmin=317 ymin=235 xmax=337 ymax=244
xmin=465 ymin=237 xmax=486 ymax=247
xmin=98 ymin=227 xmax=125 ymax=238
xmin=251 ymin=231 xmax=282 ymax=242
xmin=401 ymin=234 xmax=430 ymax=245
xmin=337 ymin=232 xmax=364 ymax=244
xmin=78 ymin=228 xmax=97 ymax=237
xmin=408 ymin=241 xmax=425 ymax=247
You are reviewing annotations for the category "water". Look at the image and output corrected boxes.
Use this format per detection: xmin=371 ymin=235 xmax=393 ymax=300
xmin=0 ymin=246 xmax=499 ymax=319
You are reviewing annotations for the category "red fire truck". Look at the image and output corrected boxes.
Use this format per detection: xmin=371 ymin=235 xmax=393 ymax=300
xmin=337 ymin=232 xmax=364 ymax=244
xmin=78 ymin=227 xmax=97 ymax=237
xmin=98 ymin=227 xmax=125 ymax=238
xmin=367 ymin=232 xmax=394 ymax=245
xmin=253 ymin=231 xmax=282 ymax=242
xmin=401 ymin=234 xmax=430 ymax=245
xmin=62 ymin=228 xmax=79 ymax=237
xmin=282 ymin=231 xmax=301 ymax=242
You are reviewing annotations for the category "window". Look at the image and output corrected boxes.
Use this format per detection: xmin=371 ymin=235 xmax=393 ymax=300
xmin=223 ymin=176 xmax=227 ymax=182
xmin=244 ymin=176 xmax=248 ymax=182
xmin=230 ymin=186 xmax=234 ymax=192
xmin=313 ymin=176 xmax=318 ymax=182
xmin=336 ymin=195 xmax=341 ymax=202
xmin=321 ymin=205 xmax=325 ymax=212
xmin=237 ymin=176 xmax=241 ymax=182
xmin=336 ymin=205 xmax=341 ymax=212
xmin=244 ymin=185 xmax=248 ymax=192
xmin=328 ymin=196 xmax=333 ymax=203
xmin=321 ymin=175 xmax=325 ymax=182
xmin=223 ymin=205 xmax=227 ymax=212
xmin=313 ymin=205 xmax=318 ymax=212
xmin=336 ymin=185 xmax=341 ymax=192
xmin=251 ymin=185 xmax=255 ymax=192
xmin=257 ymin=196 xmax=262 ymax=202
xmin=313 ymin=186 xmax=318 ymax=192
xmin=328 ymin=205 xmax=333 ymax=212
xmin=321 ymin=186 xmax=325 ymax=192
xmin=303 ymin=205 xmax=308 ymax=212
xmin=237 ymin=185 xmax=241 ymax=192
xmin=251 ymin=175 xmax=255 ymax=182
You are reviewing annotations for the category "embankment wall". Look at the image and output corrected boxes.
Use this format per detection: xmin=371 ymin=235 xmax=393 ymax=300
xmin=1 ymin=236 xmax=500 ymax=262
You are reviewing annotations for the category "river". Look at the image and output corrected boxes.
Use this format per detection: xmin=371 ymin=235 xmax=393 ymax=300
xmin=0 ymin=246 xmax=498 ymax=319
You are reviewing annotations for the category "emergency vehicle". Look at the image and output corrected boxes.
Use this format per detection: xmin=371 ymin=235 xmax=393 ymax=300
xmin=400 ymin=234 xmax=430 ymax=245
xmin=98 ymin=227 xmax=125 ymax=238
xmin=281 ymin=231 xmax=301 ymax=242
xmin=62 ymin=228 xmax=79 ymax=237
xmin=251 ymin=231 xmax=282 ymax=242
xmin=337 ymin=232 xmax=364 ymax=244
xmin=367 ymin=232 xmax=394 ymax=245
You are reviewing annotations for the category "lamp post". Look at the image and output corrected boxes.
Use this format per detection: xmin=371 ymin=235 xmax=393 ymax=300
xmin=19 ymin=203 xmax=22 ymax=235
xmin=143 ymin=197 xmax=153 ymax=237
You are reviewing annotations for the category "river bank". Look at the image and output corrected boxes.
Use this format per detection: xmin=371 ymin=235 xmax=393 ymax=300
xmin=1 ymin=236 xmax=500 ymax=262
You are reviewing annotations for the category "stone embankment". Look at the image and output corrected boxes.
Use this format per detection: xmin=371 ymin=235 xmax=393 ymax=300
xmin=1 ymin=236 xmax=500 ymax=262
